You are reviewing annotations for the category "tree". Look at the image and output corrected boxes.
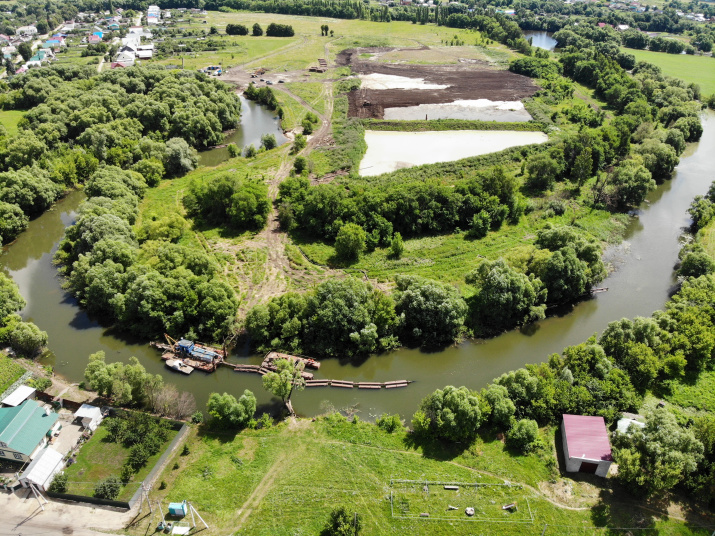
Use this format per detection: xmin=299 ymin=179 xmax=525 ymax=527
xmin=252 ymin=23 xmax=263 ymax=36
xmin=633 ymin=139 xmax=678 ymax=182
xmin=0 ymin=273 xmax=26 ymax=319
xmin=209 ymin=25 xmax=218 ymax=35
xmin=539 ymin=247 xmax=589 ymax=304
xmin=226 ymin=24 xmax=249 ymax=36
xmin=414 ymin=385 xmax=483 ymax=442
xmin=48 ymin=472 xmax=68 ymax=493
xmin=507 ymin=419 xmax=540 ymax=453
xmin=18 ymin=42 xmax=32 ymax=62
xmin=394 ymin=275 xmax=467 ymax=347
xmin=164 ymin=138 xmax=198 ymax=177
xmin=389 ymin=232 xmax=404 ymax=259
xmin=260 ymin=133 xmax=277 ymax=150
xmin=679 ymin=251 xmax=715 ymax=279
xmin=613 ymin=408 xmax=703 ymax=496
xmin=334 ymin=223 xmax=366 ymax=261
xmin=131 ymin=158 xmax=164 ymax=187
xmin=0 ymin=202 xmax=29 ymax=244
xmin=4 ymin=57 xmax=16 ymax=76
xmin=207 ymin=390 xmax=256 ymax=428
xmin=293 ymin=156 xmax=307 ymax=174
xmin=483 ymin=384 xmax=515 ymax=428
xmin=9 ymin=321 xmax=48 ymax=357
xmin=321 ymin=506 xmax=361 ymax=536
xmin=526 ymin=152 xmax=563 ymax=191
xmin=262 ymin=358 xmax=305 ymax=409
xmin=291 ymin=134 xmax=306 ymax=154
xmin=466 ymin=259 xmax=546 ymax=333
xmin=94 ymin=476 xmax=122 ymax=499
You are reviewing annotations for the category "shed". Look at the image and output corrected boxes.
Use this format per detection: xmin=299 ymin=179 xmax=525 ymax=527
xmin=2 ymin=385 xmax=37 ymax=407
xmin=74 ymin=404 xmax=103 ymax=431
xmin=616 ymin=418 xmax=645 ymax=435
xmin=561 ymin=414 xmax=612 ymax=477
xmin=20 ymin=447 xmax=64 ymax=490
xmin=169 ymin=500 xmax=187 ymax=516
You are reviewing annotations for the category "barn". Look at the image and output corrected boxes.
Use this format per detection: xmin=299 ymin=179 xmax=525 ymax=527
xmin=561 ymin=414 xmax=613 ymax=477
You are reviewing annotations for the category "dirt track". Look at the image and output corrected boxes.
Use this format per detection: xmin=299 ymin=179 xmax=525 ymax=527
xmin=337 ymin=47 xmax=539 ymax=119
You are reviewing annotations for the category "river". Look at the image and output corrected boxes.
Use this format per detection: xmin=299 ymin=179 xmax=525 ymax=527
xmin=2 ymin=111 xmax=713 ymax=420
xmin=198 ymin=96 xmax=288 ymax=167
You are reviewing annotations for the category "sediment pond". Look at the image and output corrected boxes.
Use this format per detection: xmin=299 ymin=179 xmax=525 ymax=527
xmin=359 ymin=130 xmax=548 ymax=176
xmin=2 ymin=112 xmax=713 ymax=420
xmin=522 ymin=31 xmax=558 ymax=51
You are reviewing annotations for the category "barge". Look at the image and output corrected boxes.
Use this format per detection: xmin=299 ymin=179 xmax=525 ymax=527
xmin=151 ymin=334 xmax=226 ymax=373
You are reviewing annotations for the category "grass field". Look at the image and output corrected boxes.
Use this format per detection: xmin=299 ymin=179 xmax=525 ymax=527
xmin=625 ymin=48 xmax=715 ymax=95
xmin=63 ymin=424 xmax=177 ymax=501
xmin=0 ymin=110 xmax=25 ymax=137
xmin=0 ymin=354 xmax=25 ymax=395
xmin=126 ymin=417 xmax=709 ymax=536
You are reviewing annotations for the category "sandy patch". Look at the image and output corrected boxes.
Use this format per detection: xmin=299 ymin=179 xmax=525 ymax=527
xmin=359 ymin=73 xmax=449 ymax=90
xmin=359 ymin=130 xmax=548 ymax=176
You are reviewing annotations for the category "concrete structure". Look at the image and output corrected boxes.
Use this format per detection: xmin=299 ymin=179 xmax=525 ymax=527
xmin=74 ymin=404 xmax=103 ymax=432
xmin=616 ymin=417 xmax=645 ymax=435
xmin=1 ymin=385 xmax=36 ymax=407
xmin=561 ymin=414 xmax=613 ymax=477
xmin=0 ymin=400 xmax=60 ymax=462
xmin=19 ymin=446 xmax=64 ymax=490
xmin=15 ymin=25 xmax=38 ymax=36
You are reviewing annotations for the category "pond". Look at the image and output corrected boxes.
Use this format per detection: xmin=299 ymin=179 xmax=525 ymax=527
xmin=198 ymin=96 xmax=288 ymax=167
xmin=359 ymin=130 xmax=548 ymax=176
xmin=523 ymin=31 xmax=558 ymax=52
xmin=2 ymin=111 xmax=713 ymax=421
xmin=383 ymin=99 xmax=533 ymax=122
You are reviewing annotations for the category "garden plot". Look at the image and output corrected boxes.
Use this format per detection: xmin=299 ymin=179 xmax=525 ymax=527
xmin=384 ymin=99 xmax=533 ymax=122
xmin=390 ymin=479 xmax=534 ymax=523
xmin=359 ymin=130 xmax=548 ymax=176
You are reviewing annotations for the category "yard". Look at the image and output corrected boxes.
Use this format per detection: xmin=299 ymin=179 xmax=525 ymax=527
xmin=0 ymin=353 xmax=26 ymax=395
xmin=624 ymin=49 xmax=715 ymax=96
xmin=125 ymin=417 xmax=708 ymax=536
xmin=63 ymin=420 xmax=178 ymax=501
xmin=0 ymin=110 xmax=25 ymax=137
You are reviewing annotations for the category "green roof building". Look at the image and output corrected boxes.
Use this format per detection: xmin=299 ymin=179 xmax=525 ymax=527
xmin=0 ymin=400 xmax=59 ymax=463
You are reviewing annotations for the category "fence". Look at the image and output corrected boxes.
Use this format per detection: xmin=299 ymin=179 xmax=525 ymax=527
xmin=127 ymin=423 xmax=189 ymax=508
xmin=46 ymin=490 xmax=131 ymax=510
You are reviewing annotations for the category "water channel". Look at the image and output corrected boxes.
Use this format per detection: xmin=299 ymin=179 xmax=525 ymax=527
xmin=198 ymin=96 xmax=288 ymax=167
xmin=522 ymin=30 xmax=558 ymax=52
xmin=2 ymin=111 xmax=713 ymax=420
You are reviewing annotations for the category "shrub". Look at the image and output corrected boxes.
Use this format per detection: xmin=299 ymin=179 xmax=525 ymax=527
xmin=375 ymin=413 xmax=403 ymax=433
xmin=294 ymin=156 xmax=307 ymax=175
xmin=191 ymin=411 xmax=204 ymax=424
xmin=506 ymin=418 xmax=540 ymax=453
xmin=321 ymin=506 xmax=361 ymax=536
xmin=291 ymin=134 xmax=307 ymax=154
xmin=260 ymin=134 xmax=277 ymax=150
xmin=244 ymin=144 xmax=257 ymax=158
xmin=389 ymin=232 xmax=404 ymax=259
xmin=334 ymin=223 xmax=366 ymax=261
xmin=227 ymin=143 xmax=240 ymax=158
xmin=48 ymin=472 xmax=68 ymax=493
xmin=94 ymin=476 xmax=122 ymax=500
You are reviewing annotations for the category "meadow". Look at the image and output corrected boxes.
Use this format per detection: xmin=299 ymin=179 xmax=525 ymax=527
xmin=125 ymin=416 xmax=709 ymax=536
xmin=0 ymin=353 xmax=25 ymax=395
xmin=0 ymin=110 xmax=25 ymax=137
xmin=625 ymin=48 xmax=715 ymax=96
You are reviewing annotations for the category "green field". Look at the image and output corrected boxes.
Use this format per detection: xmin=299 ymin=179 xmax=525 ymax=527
xmin=64 ymin=424 xmax=177 ymax=501
xmin=626 ymin=48 xmax=715 ymax=95
xmin=0 ymin=110 xmax=25 ymax=137
xmin=0 ymin=354 xmax=25 ymax=395
xmin=125 ymin=417 xmax=708 ymax=536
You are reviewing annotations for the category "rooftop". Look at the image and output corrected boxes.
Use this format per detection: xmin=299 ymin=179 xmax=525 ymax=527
xmin=1 ymin=385 xmax=36 ymax=407
xmin=562 ymin=414 xmax=612 ymax=462
xmin=0 ymin=400 xmax=59 ymax=456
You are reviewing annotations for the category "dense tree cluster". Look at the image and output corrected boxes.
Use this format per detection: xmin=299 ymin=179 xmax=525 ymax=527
xmin=0 ymin=274 xmax=47 ymax=357
xmin=265 ymin=23 xmax=295 ymax=37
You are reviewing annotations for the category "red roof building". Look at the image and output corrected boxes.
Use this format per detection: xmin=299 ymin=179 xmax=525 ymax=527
xmin=561 ymin=414 xmax=613 ymax=477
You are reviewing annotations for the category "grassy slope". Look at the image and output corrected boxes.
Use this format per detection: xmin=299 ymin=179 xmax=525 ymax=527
xmin=63 ymin=424 xmax=177 ymax=500
xmin=625 ymin=48 xmax=715 ymax=95
xmin=126 ymin=418 xmax=707 ymax=536
xmin=0 ymin=354 xmax=26 ymax=394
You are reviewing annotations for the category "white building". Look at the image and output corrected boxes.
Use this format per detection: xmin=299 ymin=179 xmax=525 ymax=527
xmin=74 ymin=404 xmax=103 ymax=432
xmin=1 ymin=385 xmax=36 ymax=407
xmin=19 ymin=447 xmax=64 ymax=491
xmin=561 ymin=414 xmax=613 ymax=477
xmin=15 ymin=25 xmax=38 ymax=36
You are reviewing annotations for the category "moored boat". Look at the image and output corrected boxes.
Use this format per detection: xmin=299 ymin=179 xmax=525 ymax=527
xmin=166 ymin=359 xmax=194 ymax=375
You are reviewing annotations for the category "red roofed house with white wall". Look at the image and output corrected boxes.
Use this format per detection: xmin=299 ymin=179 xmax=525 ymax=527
xmin=561 ymin=414 xmax=613 ymax=477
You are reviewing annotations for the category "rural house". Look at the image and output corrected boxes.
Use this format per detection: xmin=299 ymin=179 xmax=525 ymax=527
xmin=0 ymin=400 xmax=60 ymax=463
xmin=561 ymin=414 xmax=613 ymax=477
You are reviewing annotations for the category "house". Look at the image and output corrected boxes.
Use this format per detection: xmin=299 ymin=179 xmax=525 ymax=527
xmin=74 ymin=404 xmax=103 ymax=431
xmin=115 ymin=50 xmax=135 ymax=65
xmin=148 ymin=5 xmax=161 ymax=17
xmin=19 ymin=446 xmax=64 ymax=491
xmin=108 ymin=23 xmax=120 ymax=31
xmin=617 ymin=24 xmax=630 ymax=31
xmin=92 ymin=30 xmax=104 ymax=38
xmin=561 ymin=414 xmax=613 ymax=477
xmin=1 ymin=385 xmax=36 ymax=407
xmin=0 ymin=400 xmax=60 ymax=463
xmin=88 ymin=35 xmax=102 ymax=44
xmin=2 ymin=45 xmax=16 ymax=59
xmin=15 ymin=25 xmax=38 ymax=36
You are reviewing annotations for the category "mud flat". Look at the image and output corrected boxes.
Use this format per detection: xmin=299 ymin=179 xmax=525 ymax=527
xmin=359 ymin=130 xmax=548 ymax=176
xmin=383 ymin=99 xmax=533 ymax=122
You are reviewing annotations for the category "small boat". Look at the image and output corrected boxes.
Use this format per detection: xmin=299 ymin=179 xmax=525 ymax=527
xmin=166 ymin=359 xmax=194 ymax=375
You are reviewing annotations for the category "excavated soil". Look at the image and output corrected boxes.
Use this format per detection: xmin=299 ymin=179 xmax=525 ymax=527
xmin=337 ymin=47 xmax=539 ymax=119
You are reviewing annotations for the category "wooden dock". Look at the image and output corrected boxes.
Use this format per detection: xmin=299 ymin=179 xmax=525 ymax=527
xmin=304 ymin=379 xmax=410 ymax=389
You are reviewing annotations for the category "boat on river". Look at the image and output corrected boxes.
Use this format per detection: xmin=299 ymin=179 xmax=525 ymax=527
xmin=165 ymin=359 xmax=194 ymax=375
xmin=151 ymin=334 xmax=226 ymax=373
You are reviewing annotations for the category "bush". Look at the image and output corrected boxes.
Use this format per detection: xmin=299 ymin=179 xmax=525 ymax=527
xmin=302 ymin=118 xmax=314 ymax=135
xmin=294 ymin=156 xmax=307 ymax=175
xmin=191 ymin=410 xmax=204 ymax=424
xmin=321 ymin=506 xmax=361 ymax=536
xmin=389 ymin=232 xmax=404 ymax=259
xmin=94 ymin=476 xmax=122 ymax=500
xmin=334 ymin=223 xmax=366 ymax=261
xmin=506 ymin=418 xmax=540 ymax=453
xmin=252 ymin=23 xmax=263 ymax=36
xmin=227 ymin=143 xmax=240 ymax=158
xmin=244 ymin=144 xmax=257 ymax=158
xmin=260 ymin=134 xmax=277 ymax=150
xmin=375 ymin=413 xmax=403 ymax=433
xmin=48 ymin=472 xmax=68 ymax=493
xmin=226 ymin=23 xmax=249 ymax=36
xmin=291 ymin=134 xmax=307 ymax=154
xmin=9 ymin=321 xmax=48 ymax=357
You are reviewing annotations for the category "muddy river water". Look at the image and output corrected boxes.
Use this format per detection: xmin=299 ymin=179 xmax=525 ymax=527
xmin=2 ymin=111 xmax=713 ymax=420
